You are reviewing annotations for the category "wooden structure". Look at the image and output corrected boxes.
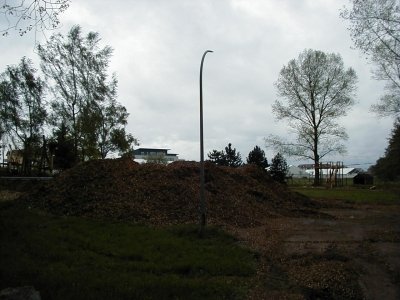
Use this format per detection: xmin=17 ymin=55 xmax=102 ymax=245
xmin=300 ymin=162 xmax=345 ymax=187
xmin=4 ymin=136 xmax=54 ymax=175
xmin=6 ymin=149 xmax=24 ymax=174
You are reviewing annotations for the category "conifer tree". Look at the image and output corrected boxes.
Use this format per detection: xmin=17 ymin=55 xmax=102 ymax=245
xmin=224 ymin=143 xmax=242 ymax=167
xmin=207 ymin=143 xmax=242 ymax=167
xmin=247 ymin=145 xmax=268 ymax=170
xmin=370 ymin=119 xmax=400 ymax=181
xmin=269 ymin=153 xmax=288 ymax=183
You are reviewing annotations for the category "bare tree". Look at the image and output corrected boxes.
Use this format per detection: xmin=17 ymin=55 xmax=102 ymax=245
xmin=266 ymin=49 xmax=357 ymax=185
xmin=1 ymin=0 xmax=70 ymax=36
xmin=341 ymin=0 xmax=400 ymax=118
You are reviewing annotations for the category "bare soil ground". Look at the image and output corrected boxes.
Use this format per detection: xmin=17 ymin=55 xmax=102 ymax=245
xmin=231 ymin=202 xmax=400 ymax=299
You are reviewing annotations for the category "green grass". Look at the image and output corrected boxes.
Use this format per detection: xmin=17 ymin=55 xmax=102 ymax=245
xmin=292 ymin=187 xmax=400 ymax=204
xmin=0 ymin=201 xmax=257 ymax=300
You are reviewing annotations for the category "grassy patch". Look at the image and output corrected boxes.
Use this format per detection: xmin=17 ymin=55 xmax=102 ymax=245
xmin=0 ymin=201 xmax=256 ymax=299
xmin=292 ymin=187 xmax=399 ymax=204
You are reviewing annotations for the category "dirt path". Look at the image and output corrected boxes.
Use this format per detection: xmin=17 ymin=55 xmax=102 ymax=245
xmin=233 ymin=203 xmax=400 ymax=299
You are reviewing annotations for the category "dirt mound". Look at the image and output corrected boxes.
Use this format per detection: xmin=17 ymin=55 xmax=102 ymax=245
xmin=21 ymin=158 xmax=319 ymax=227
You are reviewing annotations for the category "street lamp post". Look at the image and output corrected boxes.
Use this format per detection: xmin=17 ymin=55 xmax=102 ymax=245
xmin=199 ymin=50 xmax=213 ymax=236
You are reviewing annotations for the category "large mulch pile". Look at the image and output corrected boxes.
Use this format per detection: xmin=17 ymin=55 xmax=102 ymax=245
xmin=21 ymin=158 xmax=320 ymax=227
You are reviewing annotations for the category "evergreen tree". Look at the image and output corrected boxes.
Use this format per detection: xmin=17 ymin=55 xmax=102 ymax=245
xmin=207 ymin=143 xmax=242 ymax=167
xmin=370 ymin=119 xmax=400 ymax=181
xmin=269 ymin=153 xmax=288 ymax=183
xmin=207 ymin=149 xmax=226 ymax=165
xmin=52 ymin=122 xmax=76 ymax=170
xmin=247 ymin=145 xmax=268 ymax=170
xmin=224 ymin=143 xmax=242 ymax=167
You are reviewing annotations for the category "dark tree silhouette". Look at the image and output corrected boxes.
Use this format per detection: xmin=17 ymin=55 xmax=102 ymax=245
xmin=224 ymin=143 xmax=242 ymax=167
xmin=246 ymin=145 xmax=268 ymax=170
xmin=269 ymin=153 xmax=288 ymax=184
xmin=52 ymin=122 xmax=76 ymax=170
xmin=0 ymin=57 xmax=47 ymax=174
xmin=370 ymin=119 xmax=400 ymax=181
xmin=207 ymin=143 xmax=242 ymax=167
xmin=207 ymin=149 xmax=226 ymax=166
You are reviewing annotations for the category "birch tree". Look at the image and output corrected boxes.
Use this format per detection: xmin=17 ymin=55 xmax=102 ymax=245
xmin=0 ymin=57 xmax=47 ymax=174
xmin=38 ymin=25 xmax=136 ymax=161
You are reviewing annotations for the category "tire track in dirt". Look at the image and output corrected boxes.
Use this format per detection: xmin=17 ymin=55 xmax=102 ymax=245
xmin=232 ymin=204 xmax=400 ymax=299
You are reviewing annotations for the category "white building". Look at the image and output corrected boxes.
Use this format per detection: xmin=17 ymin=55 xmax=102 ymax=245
xmin=133 ymin=148 xmax=179 ymax=164
xmin=287 ymin=165 xmax=309 ymax=178
xmin=288 ymin=165 xmax=364 ymax=179
xmin=304 ymin=167 xmax=363 ymax=179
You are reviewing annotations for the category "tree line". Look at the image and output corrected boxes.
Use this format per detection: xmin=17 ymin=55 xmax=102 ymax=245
xmin=207 ymin=143 xmax=288 ymax=184
xmin=0 ymin=25 xmax=137 ymax=174
xmin=369 ymin=120 xmax=400 ymax=181
xmin=2 ymin=0 xmax=399 ymax=182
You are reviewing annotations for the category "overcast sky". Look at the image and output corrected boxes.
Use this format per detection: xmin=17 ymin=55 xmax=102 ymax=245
xmin=0 ymin=0 xmax=395 ymax=169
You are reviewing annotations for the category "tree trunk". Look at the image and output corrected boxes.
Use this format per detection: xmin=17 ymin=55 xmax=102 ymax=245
xmin=314 ymin=163 xmax=320 ymax=186
xmin=314 ymin=152 xmax=320 ymax=186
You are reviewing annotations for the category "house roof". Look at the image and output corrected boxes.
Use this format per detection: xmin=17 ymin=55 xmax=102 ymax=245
xmin=134 ymin=148 xmax=171 ymax=152
xmin=133 ymin=148 xmax=178 ymax=157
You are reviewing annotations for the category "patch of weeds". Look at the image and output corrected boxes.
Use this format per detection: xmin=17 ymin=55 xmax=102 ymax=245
xmin=0 ymin=202 xmax=256 ymax=299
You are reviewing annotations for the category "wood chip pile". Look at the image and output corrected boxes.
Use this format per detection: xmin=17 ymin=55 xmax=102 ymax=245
xmin=22 ymin=158 xmax=320 ymax=227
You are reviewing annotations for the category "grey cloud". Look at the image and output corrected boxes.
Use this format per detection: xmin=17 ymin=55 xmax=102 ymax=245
xmin=0 ymin=0 xmax=393 ymax=169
